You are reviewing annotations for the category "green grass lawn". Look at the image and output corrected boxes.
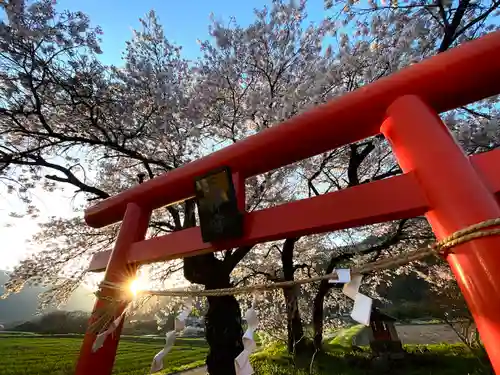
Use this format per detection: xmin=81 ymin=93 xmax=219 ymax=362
xmin=0 ymin=336 xmax=208 ymax=375
xmin=327 ymin=324 xmax=364 ymax=346
xmin=251 ymin=342 xmax=492 ymax=375
xmin=0 ymin=333 xmax=493 ymax=374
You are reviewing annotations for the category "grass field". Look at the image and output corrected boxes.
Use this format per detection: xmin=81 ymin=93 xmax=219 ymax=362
xmin=0 ymin=335 xmax=208 ymax=374
xmin=252 ymin=343 xmax=493 ymax=375
xmin=327 ymin=324 xmax=364 ymax=346
xmin=0 ymin=331 xmax=493 ymax=374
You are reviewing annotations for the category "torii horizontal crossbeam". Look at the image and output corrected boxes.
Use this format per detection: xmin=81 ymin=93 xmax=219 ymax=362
xmin=88 ymin=149 xmax=500 ymax=272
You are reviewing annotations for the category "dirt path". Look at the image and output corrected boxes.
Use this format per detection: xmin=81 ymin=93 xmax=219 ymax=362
xmin=175 ymin=366 xmax=206 ymax=375
xmin=395 ymin=324 xmax=461 ymax=344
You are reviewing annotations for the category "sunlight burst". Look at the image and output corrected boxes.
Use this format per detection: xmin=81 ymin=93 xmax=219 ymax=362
xmin=129 ymin=277 xmax=147 ymax=297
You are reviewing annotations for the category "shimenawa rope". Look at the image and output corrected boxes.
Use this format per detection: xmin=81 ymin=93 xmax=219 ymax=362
xmin=90 ymin=218 xmax=500 ymax=334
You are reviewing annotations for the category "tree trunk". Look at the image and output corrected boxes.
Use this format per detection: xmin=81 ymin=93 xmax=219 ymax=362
xmin=205 ymin=278 xmax=244 ymax=375
xmin=283 ymin=286 xmax=305 ymax=353
xmin=313 ymin=281 xmax=331 ymax=350
xmin=312 ymin=252 xmax=342 ymax=351
xmin=184 ymin=253 xmax=243 ymax=375
xmin=281 ymin=237 xmax=306 ymax=353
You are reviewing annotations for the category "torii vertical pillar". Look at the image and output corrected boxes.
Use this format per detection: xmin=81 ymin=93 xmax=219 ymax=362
xmin=382 ymin=95 xmax=500 ymax=372
xmin=75 ymin=203 xmax=151 ymax=375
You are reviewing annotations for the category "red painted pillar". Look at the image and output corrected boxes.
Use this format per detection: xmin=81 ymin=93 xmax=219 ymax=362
xmin=382 ymin=95 xmax=500 ymax=371
xmin=75 ymin=203 xmax=151 ymax=375
xmin=232 ymin=172 xmax=246 ymax=212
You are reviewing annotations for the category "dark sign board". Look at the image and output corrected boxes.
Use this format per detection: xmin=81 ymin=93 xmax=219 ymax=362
xmin=194 ymin=166 xmax=244 ymax=243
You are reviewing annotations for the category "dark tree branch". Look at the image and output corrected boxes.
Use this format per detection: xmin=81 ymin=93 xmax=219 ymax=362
xmin=325 ymin=219 xmax=409 ymax=280
xmin=347 ymin=141 xmax=375 ymax=187
xmin=265 ymin=244 xmax=282 ymax=257
xmin=438 ymin=0 xmax=471 ymax=52
xmin=282 ymin=237 xmax=299 ymax=281
xmin=365 ymin=165 xmax=402 ymax=183
xmin=307 ymin=151 xmax=338 ymax=196
xmin=293 ymin=263 xmax=313 ymax=278
xmin=225 ymin=245 xmax=254 ymax=273
xmin=150 ymin=220 xmax=176 ymax=232
xmin=460 ymin=106 xmax=493 ymax=120
xmin=182 ymin=199 xmax=196 ymax=229
xmin=453 ymin=0 xmax=500 ymax=42
xmin=241 ymin=268 xmax=282 ymax=283
xmin=437 ymin=0 xmax=450 ymax=28
xmin=3 ymin=154 xmax=110 ymax=200
xmin=167 ymin=206 xmax=182 ymax=230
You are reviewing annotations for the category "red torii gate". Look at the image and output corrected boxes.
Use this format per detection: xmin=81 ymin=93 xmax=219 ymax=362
xmin=75 ymin=31 xmax=500 ymax=375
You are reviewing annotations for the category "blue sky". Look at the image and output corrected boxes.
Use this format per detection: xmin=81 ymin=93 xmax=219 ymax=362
xmin=55 ymin=0 xmax=328 ymax=65
xmin=0 ymin=0 xmax=328 ymax=270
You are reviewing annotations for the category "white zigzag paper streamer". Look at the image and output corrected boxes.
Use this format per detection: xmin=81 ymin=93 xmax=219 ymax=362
xmin=351 ymin=293 xmax=373 ymax=326
xmin=150 ymin=331 xmax=176 ymax=374
xmin=341 ymin=274 xmax=373 ymax=326
xmin=92 ymin=311 xmax=126 ymax=352
xmin=328 ymin=269 xmax=351 ymax=284
xmin=342 ymin=274 xmax=363 ymax=300
xmin=150 ymin=298 xmax=193 ymax=374
xmin=235 ymin=295 xmax=259 ymax=375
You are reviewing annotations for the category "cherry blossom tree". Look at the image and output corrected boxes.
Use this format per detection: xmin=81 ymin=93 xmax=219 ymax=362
xmin=0 ymin=2 xmax=248 ymax=374
xmin=221 ymin=0 xmax=500 ymax=353
xmin=191 ymin=0 xmax=368 ymax=353
xmin=186 ymin=0 xmax=500 ymax=355
xmin=2 ymin=0 xmax=500 ymax=373
xmin=324 ymin=0 xmax=500 ymax=150
xmin=304 ymin=0 xmax=500 ymax=350
xmin=0 ymin=0 xmax=331 ymax=371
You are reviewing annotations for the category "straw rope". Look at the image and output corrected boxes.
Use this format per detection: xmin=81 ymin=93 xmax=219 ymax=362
xmin=89 ymin=218 xmax=500 ymax=334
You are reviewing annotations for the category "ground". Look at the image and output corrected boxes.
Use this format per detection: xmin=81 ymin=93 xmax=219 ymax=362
xmin=0 ymin=325 xmax=491 ymax=374
xmin=396 ymin=324 xmax=463 ymax=344
xmin=251 ymin=343 xmax=491 ymax=375
xmin=0 ymin=334 xmax=207 ymax=375
xmin=352 ymin=323 xmax=465 ymax=347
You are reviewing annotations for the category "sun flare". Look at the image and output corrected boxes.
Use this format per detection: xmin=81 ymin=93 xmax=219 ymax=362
xmin=129 ymin=277 xmax=147 ymax=297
